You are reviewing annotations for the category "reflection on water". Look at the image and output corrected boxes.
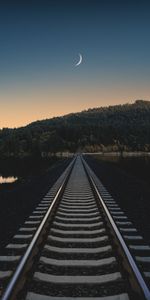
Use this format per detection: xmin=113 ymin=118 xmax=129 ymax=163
xmin=0 ymin=157 xmax=59 ymax=186
xmin=0 ymin=176 xmax=18 ymax=184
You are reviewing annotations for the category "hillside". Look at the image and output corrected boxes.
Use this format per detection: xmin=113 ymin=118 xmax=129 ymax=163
xmin=0 ymin=100 xmax=150 ymax=157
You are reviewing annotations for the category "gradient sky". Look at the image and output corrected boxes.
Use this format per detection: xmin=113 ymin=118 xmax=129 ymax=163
xmin=0 ymin=0 xmax=150 ymax=128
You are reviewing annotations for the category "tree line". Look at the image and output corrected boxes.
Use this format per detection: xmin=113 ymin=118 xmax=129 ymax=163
xmin=0 ymin=100 xmax=150 ymax=158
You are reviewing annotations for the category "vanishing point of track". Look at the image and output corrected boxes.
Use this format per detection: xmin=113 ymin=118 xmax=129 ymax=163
xmin=0 ymin=155 xmax=150 ymax=300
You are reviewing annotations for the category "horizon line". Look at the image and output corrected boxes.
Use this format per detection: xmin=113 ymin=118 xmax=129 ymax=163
xmin=0 ymin=99 xmax=149 ymax=130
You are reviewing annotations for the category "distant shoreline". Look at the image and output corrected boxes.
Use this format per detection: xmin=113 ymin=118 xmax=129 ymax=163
xmin=83 ymin=151 xmax=150 ymax=157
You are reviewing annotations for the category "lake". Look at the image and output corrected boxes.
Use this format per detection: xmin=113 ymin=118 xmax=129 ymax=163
xmin=0 ymin=157 xmax=60 ymax=186
xmin=0 ymin=154 xmax=150 ymax=186
xmin=85 ymin=154 xmax=150 ymax=245
xmin=0 ymin=156 xmax=69 ymax=251
xmin=93 ymin=154 xmax=150 ymax=185
xmin=0 ymin=176 xmax=18 ymax=184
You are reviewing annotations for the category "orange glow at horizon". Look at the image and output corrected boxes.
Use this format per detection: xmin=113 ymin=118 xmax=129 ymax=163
xmin=0 ymin=85 xmax=150 ymax=128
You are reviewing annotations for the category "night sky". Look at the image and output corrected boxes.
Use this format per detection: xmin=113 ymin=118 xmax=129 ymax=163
xmin=0 ymin=0 xmax=150 ymax=127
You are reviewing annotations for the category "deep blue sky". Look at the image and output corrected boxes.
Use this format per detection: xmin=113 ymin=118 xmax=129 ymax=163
xmin=0 ymin=0 xmax=150 ymax=127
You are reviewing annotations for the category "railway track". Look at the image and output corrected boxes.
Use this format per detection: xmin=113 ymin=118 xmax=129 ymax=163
xmin=0 ymin=155 xmax=150 ymax=300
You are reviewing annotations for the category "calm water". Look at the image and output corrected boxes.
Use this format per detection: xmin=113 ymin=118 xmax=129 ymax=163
xmin=0 ymin=157 xmax=59 ymax=185
xmin=0 ymin=176 xmax=18 ymax=184
xmin=86 ymin=154 xmax=150 ymax=245
xmin=0 ymin=155 xmax=150 ymax=186
xmin=93 ymin=154 xmax=150 ymax=184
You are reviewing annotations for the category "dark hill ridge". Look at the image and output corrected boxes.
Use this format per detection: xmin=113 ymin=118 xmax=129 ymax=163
xmin=0 ymin=100 xmax=150 ymax=157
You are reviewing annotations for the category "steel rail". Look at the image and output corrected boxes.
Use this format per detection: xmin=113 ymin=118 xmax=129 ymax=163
xmin=82 ymin=157 xmax=150 ymax=300
xmin=1 ymin=157 xmax=76 ymax=300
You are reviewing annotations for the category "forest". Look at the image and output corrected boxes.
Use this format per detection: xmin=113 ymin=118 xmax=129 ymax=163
xmin=0 ymin=100 xmax=150 ymax=158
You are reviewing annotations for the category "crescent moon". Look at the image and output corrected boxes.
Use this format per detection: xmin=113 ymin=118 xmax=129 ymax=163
xmin=75 ymin=53 xmax=82 ymax=66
